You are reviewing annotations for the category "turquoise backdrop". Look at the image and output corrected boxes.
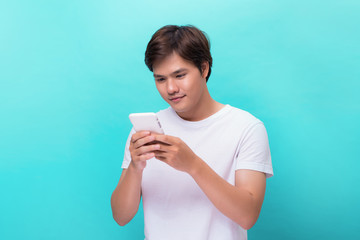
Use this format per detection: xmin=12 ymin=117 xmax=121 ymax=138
xmin=1 ymin=0 xmax=359 ymax=239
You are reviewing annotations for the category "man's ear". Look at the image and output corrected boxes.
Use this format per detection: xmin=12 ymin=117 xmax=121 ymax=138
xmin=201 ymin=61 xmax=209 ymax=79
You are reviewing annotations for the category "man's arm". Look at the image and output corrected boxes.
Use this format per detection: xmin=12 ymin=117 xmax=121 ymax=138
xmin=111 ymin=167 xmax=142 ymax=226
xmin=111 ymin=131 xmax=159 ymax=226
xmin=152 ymin=134 xmax=266 ymax=230
xmin=191 ymin=162 xmax=266 ymax=230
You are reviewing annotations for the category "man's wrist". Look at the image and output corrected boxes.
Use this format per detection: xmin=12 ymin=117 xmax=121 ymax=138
xmin=129 ymin=160 xmax=145 ymax=175
xmin=188 ymin=156 xmax=206 ymax=178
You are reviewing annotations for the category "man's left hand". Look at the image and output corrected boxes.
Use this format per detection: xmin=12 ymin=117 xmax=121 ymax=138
xmin=151 ymin=134 xmax=200 ymax=174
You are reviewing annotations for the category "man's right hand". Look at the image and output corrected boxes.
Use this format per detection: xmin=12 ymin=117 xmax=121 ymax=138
xmin=129 ymin=131 xmax=160 ymax=171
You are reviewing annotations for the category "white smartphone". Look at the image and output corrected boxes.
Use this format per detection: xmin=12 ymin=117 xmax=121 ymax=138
xmin=129 ymin=112 xmax=164 ymax=134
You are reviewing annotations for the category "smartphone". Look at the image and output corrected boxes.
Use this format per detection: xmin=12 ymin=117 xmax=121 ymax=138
xmin=129 ymin=112 xmax=164 ymax=134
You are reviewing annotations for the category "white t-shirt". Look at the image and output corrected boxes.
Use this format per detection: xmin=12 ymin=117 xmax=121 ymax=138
xmin=122 ymin=105 xmax=273 ymax=240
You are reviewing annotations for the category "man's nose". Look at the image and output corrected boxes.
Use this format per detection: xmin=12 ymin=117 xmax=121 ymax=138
xmin=167 ymin=78 xmax=179 ymax=94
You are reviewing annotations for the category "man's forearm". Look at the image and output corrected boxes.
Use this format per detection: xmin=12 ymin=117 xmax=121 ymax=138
xmin=189 ymin=157 xmax=261 ymax=230
xmin=111 ymin=163 xmax=143 ymax=226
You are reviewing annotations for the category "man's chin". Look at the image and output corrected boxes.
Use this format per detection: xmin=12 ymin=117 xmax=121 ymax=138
xmin=169 ymin=104 xmax=186 ymax=113
xmin=166 ymin=99 xmax=189 ymax=113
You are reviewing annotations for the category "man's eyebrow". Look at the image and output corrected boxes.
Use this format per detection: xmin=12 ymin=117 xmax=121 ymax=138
xmin=172 ymin=68 xmax=187 ymax=74
xmin=154 ymin=68 xmax=188 ymax=78
xmin=153 ymin=73 xmax=164 ymax=78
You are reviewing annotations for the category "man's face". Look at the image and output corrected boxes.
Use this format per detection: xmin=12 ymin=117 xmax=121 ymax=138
xmin=152 ymin=52 xmax=209 ymax=118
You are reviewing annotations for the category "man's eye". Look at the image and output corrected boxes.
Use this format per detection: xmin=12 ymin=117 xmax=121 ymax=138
xmin=156 ymin=78 xmax=165 ymax=82
xmin=176 ymin=74 xmax=186 ymax=78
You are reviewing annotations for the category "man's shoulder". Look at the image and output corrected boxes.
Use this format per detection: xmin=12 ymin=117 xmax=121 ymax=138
xmin=227 ymin=105 xmax=261 ymax=124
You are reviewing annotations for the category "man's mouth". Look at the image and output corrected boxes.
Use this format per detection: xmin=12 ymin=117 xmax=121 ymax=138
xmin=169 ymin=95 xmax=185 ymax=102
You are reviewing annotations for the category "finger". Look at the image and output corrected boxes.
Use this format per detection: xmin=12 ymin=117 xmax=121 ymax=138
xmin=148 ymin=132 xmax=165 ymax=145
xmin=149 ymin=132 xmax=164 ymax=136
xmin=139 ymin=152 xmax=155 ymax=161
xmin=154 ymin=152 xmax=167 ymax=161
xmin=131 ymin=131 xmax=151 ymax=144
xmin=154 ymin=144 xmax=173 ymax=153
xmin=135 ymin=144 xmax=161 ymax=156
xmin=153 ymin=135 xmax=175 ymax=145
xmin=153 ymin=150 xmax=168 ymax=160
xmin=149 ymin=132 xmax=165 ymax=141
xmin=155 ymin=155 xmax=166 ymax=161
xmin=134 ymin=135 xmax=157 ymax=149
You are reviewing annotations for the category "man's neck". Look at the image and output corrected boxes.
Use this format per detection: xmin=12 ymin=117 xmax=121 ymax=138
xmin=176 ymin=90 xmax=225 ymax=121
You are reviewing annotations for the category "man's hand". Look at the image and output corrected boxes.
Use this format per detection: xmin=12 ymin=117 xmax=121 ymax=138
xmin=152 ymin=134 xmax=201 ymax=174
xmin=129 ymin=131 xmax=161 ymax=172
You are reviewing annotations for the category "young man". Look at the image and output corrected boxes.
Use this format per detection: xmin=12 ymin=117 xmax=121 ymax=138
xmin=111 ymin=25 xmax=273 ymax=240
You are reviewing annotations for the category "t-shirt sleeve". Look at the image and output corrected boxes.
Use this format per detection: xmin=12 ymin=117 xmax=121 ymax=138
xmin=235 ymin=121 xmax=274 ymax=178
xmin=121 ymin=128 xmax=136 ymax=169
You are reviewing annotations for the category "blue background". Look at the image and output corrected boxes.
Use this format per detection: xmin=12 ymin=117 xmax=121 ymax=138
xmin=1 ymin=0 xmax=359 ymax=239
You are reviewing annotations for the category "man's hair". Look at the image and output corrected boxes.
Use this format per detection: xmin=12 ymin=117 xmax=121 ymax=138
xmin=145 ymin=25 xmax=213 ymax=82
